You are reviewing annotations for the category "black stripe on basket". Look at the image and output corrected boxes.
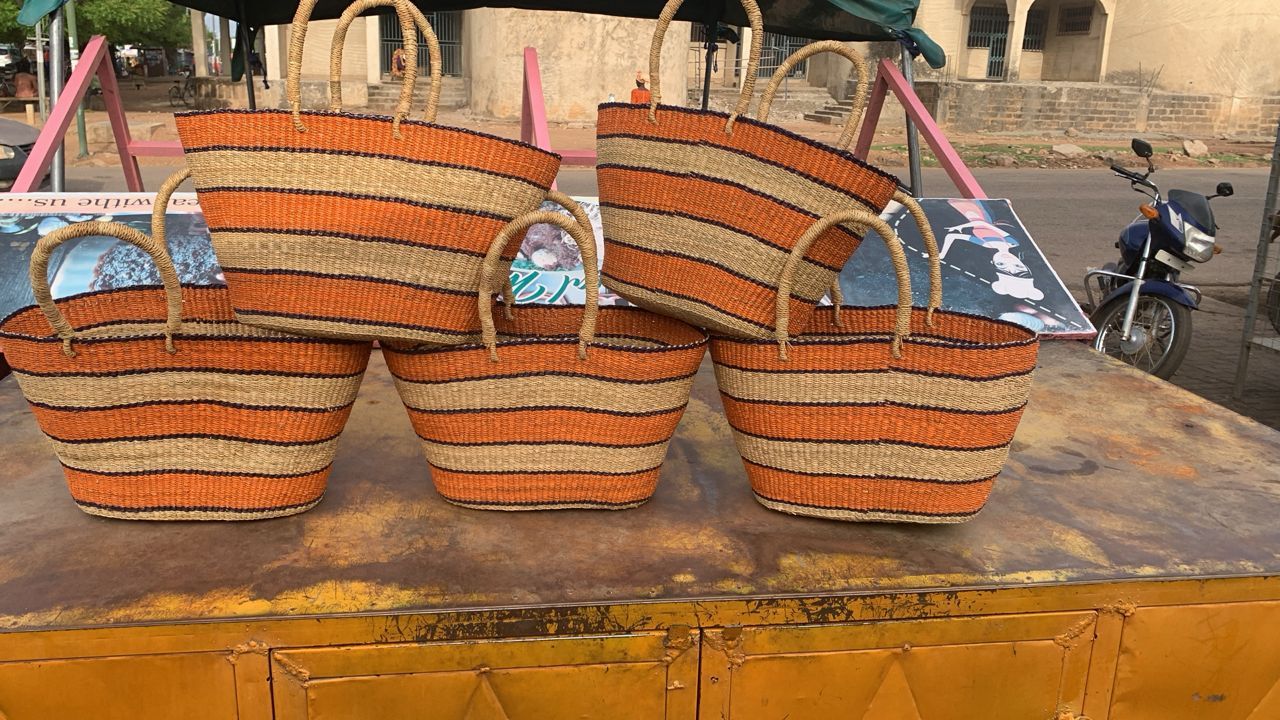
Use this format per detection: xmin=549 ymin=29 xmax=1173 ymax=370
xmin=176 ymin=108 xmax=563 ymax=161
xmin=209 ymin=225 xmax=502 ymax=259
xmin=185 ymin=145 xmax=554 ymax=190
xmin=26 ymin=398 xmax=355 ymax=414
xmin=601 ymin=234 xmax=834 ymax=298
xmin=12 ymin=365 xmax=366 ymax=380
xmin=60 ymin=462 xmax=333 ymax=479
xmin=751 ymin=490 xmax=984 ymax=519
xmin=718 ymin=391 xmax=1028 ymax=416
xmin=75 ymin=497 xmax=323 ymax=515
xmin=743 ymin=458 xmax=1001 ymax=486
xmin=599 ymin=199 xmax=852 ymax=274
xmin=417 ymin=436 xmax=670 ymax=450
xmin=727 ymin=425 xmax=1013 ymax=453
xmin=385 ymin=331 xmax=709 ymax=355
xmin=197 ymin=186 xmax=517 ymax=223
xmin=234 ymin=309 xmax=476 ymax=337
xmin=428 ymin=463 xmax=663 ymax=477
xmin=405 ymin=403 xmax=688 ymax=418
xmin=712 ymin=306 xmax=1042 ymax=350
xmin=388 ymin=368 xmax=699 ymax=386
xmin=222 ymin=266 xmax=479 ymax=298
xmin=602 ymin=272 xmax=774 ymax=333
xmin=596 ymin=129 xmax=893 ymax=209
xmin=47 ymin=430 xmax=344 ymax=447
xmin=436 ymin=493 xmax=649 ymax=509
xmin=711 ymin=358 xmax=1037 ymax=382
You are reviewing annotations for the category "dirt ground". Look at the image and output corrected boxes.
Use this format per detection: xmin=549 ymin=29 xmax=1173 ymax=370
xmin=8 ymin=76 xmax=1273 ymax=171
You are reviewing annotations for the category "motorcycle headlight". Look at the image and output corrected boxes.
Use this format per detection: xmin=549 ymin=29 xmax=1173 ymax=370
xmin=0 ymin=145 xmax=14 ymax=160
xmin=1183 ymin=225 xmax=1215 ymax=262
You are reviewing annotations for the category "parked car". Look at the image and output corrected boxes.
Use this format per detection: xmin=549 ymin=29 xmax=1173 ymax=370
xmin=0 ymin=118 xmax=44 ymax=190
xmin=0 ymin=45 xmax=16 ymax=68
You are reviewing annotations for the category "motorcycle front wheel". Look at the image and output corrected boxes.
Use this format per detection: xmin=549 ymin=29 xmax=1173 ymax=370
xmin=1091 ymin=294 xmax=1193 ymax=379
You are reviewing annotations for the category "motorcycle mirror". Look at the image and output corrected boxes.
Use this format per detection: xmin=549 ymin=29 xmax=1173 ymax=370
xmin=1215 ymin=182 xmax=1234 ymax=198
xmin=1131 ymin=138 xmax=1154 ymax=158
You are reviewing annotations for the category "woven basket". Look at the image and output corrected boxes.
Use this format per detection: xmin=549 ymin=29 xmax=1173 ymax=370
xmin=384 ymin=198 xmax=708 ymax=510
xmin=0 ymin=172 xmax=372 ymax=520
xmin=174 ymin=0 xmax=561 ymax=343
xmin=598 ymin=10 xmax=899 ymax=339
xmin=710 ymin=204 xmax=1039 ymax=523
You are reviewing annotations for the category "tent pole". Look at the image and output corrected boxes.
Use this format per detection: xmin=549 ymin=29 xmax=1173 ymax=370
xmin=237 ymin=0 xmax=256 ymax=110
xmin=49 ymin=6 xmax=66 ymax=192
xmin=901 ymin=43 xmax=922 ymax=196
xmin=701 ymin=21 xmax=716 ymax=110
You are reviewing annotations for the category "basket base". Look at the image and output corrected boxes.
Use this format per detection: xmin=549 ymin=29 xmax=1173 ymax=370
xmin=75 ymin=496 xmax=324 ymax=521
xmin=753 ymin=493 xmax=984 ymax=525
xmin=440 ymin=494 xmax=651 ymax=512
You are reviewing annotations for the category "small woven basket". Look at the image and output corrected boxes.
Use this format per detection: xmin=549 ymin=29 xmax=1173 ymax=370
xmin=174 ymin=0 xmax=561 ymax=343
xmin=0 ymin=171 xmax=372 ymax=520
xmin=598 ymin=9 xmax=899 ymax=339
xmin=710 ymin=203 xmax=1039 ymax=523
xmin=384 ymin=198 xmax=708 ymax=510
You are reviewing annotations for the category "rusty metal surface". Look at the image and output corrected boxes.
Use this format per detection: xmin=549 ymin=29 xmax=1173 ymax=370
xmin=1 ymin=342 xmax=1279 ymax=630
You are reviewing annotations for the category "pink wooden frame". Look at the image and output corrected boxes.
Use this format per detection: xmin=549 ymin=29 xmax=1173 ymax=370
xmin=853 ymin=58 xmax=986 ymax=200
xmin=521 ymin=46 xmax=596 ymax=177
xmin=13 ymin=35 xmax=182 ymax=194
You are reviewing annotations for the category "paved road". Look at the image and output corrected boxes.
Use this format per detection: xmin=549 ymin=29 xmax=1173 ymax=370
xmin=66 ymin=163 xmax=1280 ymax=427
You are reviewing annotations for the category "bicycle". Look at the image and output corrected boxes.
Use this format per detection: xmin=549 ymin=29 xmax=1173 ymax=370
xmin=168 ymin=71 xmax=195 ymax=108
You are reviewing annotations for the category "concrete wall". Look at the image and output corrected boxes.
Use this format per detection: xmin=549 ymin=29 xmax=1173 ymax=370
xmin=1106 ymin=0 xmax=1280 ymax=98
xmin=465 ymin=8 xmax=689 ymax=122
xmin=1039 ymin=1 xmax=1105 ymax=81
xmin=259 ymin=18 xmax=372 ymax=109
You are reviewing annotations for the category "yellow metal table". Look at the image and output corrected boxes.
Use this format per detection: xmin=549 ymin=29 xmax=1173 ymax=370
xmin=0 ymin=342 xmax=1278 ymax=719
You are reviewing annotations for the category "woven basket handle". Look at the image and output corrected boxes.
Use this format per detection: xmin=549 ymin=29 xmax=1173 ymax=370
xmin=776 ymin=210 xmax=913 ymax=361
xmin=330 ymin=0 xmax=442 ymax=124
xmin=30 ymin=220 xmax=183 ymax=358
xmin=757 ymin=40 xmax=869 ymax=151
xmin=648 ymin=0 xmax=764 ymax=134
xmin=477 ymin=201 xmax=600 ymax=363
xmin=893 ymin=191 xmax=943 ymax=325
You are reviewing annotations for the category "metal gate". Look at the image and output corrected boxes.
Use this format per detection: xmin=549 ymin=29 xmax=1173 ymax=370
xmin=967 ymin=5 xmax=1009 ymax=79
xmin=757 ymin=32 xmax=809 ymax=78
xmin=380 ymin=11 xmax=463 ymax=77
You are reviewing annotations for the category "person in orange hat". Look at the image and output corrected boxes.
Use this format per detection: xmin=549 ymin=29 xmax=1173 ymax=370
xmin=630 ymin=71 xmax=651 ymax=105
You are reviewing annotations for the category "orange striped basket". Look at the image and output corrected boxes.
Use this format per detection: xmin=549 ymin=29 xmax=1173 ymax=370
xmin=710 ymin=205 xmax=1039 ymax=523
xmin=0 ymin=172 xmax=372 ymax=520
xmin=173 ymin=0 xmax=560 ymax=344
xmin=384 ymin=198 xmax=708 ymax=510
xmin=598 ymin=7 xmax=899 ymax=340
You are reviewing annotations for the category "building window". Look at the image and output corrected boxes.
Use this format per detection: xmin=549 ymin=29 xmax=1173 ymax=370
xmin=967 ymin=6 xmax=1008 ymax=48
xmin=1058 ymin=5 xmax=1093 ymax=35
xmin=1023 ymin=8 xmax=1048 ymax=51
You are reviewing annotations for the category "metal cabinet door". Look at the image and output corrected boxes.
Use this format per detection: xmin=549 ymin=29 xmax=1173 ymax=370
xmin=272 ymin=628 xmax=699 ymax=720
xmin=0 ymin=652 xmax=241 ymax=720
xmin=699 ymin=611 xmax=1097 ymax=720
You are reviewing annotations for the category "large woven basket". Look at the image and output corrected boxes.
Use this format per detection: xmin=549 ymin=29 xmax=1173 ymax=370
xmin=174 ymin=0 xmax=561 ymax=343
xmin=384 ymin=199 xmax=708 ymax=510
xmin=710 ymin=205 xmax=1039 ymax=523
xmin=598 ymin=7 xmax=899 ymax=339
xmin=0 ymin=172 xmax=372 ymax=520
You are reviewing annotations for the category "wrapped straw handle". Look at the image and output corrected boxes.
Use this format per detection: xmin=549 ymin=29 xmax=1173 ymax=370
xmin=776 ymin=210 xmax=913 ymax=361
xmin=757 ymin=40 xmax=869 ymax=151
xmin=330 ymin=0 xmax=442 ymax=125
xmin=648 ymin=0 xmax=764 ymax=134
xmin=893 ymin=191 xmax=943 ymax=325
xmin=477 ymin=203 xmax=600 ymax=362
xmin=30 ymin=221 xmax=183 ymax=358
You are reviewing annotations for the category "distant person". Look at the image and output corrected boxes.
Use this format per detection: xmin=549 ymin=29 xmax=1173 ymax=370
xmin=391 ymin=47 xmax=407 ymax=79
xmin=630 ymin=71 xmax=650 ymax=105
xmin=13 ymin=58 xmax=35 ymax=98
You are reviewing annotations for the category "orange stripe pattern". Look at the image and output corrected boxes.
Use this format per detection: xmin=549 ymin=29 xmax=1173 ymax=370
xmin=175 ymin=109 xmax=561 ymax=343
xmin=710 ymin=307 xmax=1039 ymax=523
xmin=596 ymin=103 xmax=899 ymax=338
xmin=0 ymin=285 xmax=372 ymax=520
xmin=383 ymin=306 xmax=707 ymax=510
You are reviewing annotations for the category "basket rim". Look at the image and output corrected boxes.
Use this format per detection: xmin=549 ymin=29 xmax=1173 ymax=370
xmin=175 ymin=108 xmax=562 ymax=163
xmin=384 ymin=304 xmax=709 ymax=356
xmin=709 ymin=305 xmax=1040 ymax=350
xmin=598 ymin=102 xmax=899 ymax=186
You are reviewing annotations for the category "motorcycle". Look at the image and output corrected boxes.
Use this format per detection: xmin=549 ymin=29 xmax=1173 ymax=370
xmin=1083 ymin=138 xmax=1233 ymax=379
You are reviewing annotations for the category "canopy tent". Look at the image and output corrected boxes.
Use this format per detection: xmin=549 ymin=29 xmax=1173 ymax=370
xmin=20 ymin=0 xmax=944 ymax=68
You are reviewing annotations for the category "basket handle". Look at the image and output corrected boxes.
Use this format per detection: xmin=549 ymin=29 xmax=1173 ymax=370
xmin=30 ymin=220 xmax=183 ymax=358
xmin=893 ymin=191 xmax=942 ymax=325
xmin=330 ymin=0 xmax=443 ymax=125
xmin=648 ymin=0 xmax=764 ymax=134
xmin=757 ymin=40 xmax=869 ymax=151
xmin=776 ymin=210 xmax=913 ymax=361
xmin=477 ymin=199 xmax=600 ymax=363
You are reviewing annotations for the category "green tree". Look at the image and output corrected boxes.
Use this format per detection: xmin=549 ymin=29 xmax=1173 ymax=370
xmin=0 ymin=0 xmax=27 ymax=46
xmin=77 ymin=0 xmax=188 ymax=48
